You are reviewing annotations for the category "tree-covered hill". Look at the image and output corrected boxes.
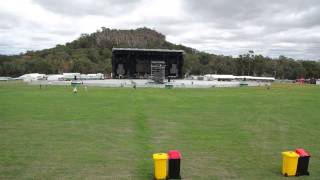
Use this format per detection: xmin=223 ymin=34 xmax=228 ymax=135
xmin=69 ymin=27 xmax=195 ymax=52
xmin=0 ymin=27 xmax=319 ymax=79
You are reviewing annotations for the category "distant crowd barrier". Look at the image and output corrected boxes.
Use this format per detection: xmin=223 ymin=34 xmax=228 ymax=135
xmin=28 ymin=79 xmax=271 ymax=88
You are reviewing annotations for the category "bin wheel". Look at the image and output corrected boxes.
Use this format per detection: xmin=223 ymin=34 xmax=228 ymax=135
xmin=284 ymin=173 xmax=288 ymax=177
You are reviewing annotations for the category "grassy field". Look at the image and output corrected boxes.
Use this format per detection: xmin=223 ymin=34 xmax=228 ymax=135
xmin=0 ymin=82 xmax=319 ymax=179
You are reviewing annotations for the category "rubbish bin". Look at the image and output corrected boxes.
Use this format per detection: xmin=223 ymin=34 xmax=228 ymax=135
xmin=295 ymin=148 xmax=310 ymax=176
xmin=153 ymin=153 xmax=168 ymax=180
xmin=281 ymin=151 xmax=299 ymax=176
xmin=168 ymin=150 xmax=181 ymax=179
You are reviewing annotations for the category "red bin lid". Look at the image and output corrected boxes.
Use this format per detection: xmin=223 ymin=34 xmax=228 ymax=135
xmin=168 ymin=150 xmax=181 ymax=159
xmin=296 ymin=148 xmax=310 ymax=157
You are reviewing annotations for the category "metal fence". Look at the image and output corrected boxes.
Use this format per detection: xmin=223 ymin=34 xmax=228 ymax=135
xmin=29 ymin=79 xmax=271 ymax=89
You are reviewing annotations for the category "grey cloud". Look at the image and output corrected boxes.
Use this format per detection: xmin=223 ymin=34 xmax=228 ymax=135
xmin=130 ymin=17 xmax=192 ymax=36
xmin=183 ymin=0 xmax=319 ymax=28
xmin=31 ymin=36 xmax=52 ymax=41
xmin=1 ymin=0 xmax=320 ymax=60
xmin=182 ymin=0 xmax=320 ymax=35
xmin=32 ymin=0 xmax=142 ymax=16
xmin=179 ymin=0 xmax=320 ymax=59
xmin=0 ymin=12 xmax=21 ymax=30
xmin=0 ymin=43 xmax=26 ymax=55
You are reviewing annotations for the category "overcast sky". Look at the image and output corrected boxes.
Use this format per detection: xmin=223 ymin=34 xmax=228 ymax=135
xmin=1 ymin=0 xmax=320 ymax=60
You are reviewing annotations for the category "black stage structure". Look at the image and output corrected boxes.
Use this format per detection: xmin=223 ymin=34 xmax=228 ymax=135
xmin=112 ymin=48 xmax=184 ymax=79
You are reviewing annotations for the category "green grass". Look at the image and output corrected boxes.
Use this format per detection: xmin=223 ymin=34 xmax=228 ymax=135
xmin=0 ymin=82 xmax=319 ymax=179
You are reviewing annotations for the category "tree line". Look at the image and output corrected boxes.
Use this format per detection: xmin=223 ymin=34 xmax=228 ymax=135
xmin=184 ymin=52 xmax=320 ymax=79
xmin=0 ymin=27 xmax=319 ymax=79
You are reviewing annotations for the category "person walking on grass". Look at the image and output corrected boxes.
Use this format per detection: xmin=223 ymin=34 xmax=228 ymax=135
xmin=73 ymin=87 xmax=78 ymax=94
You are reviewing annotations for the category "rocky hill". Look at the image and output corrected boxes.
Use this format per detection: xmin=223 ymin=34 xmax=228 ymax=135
xmin=66 ymin=27 xmax=195 ymax=52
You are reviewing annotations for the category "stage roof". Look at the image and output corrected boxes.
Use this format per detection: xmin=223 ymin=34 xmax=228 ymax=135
xmin=112 ymin=48 xmax=184 ymax=53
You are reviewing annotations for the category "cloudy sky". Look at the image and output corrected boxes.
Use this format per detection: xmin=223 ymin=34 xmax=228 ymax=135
xmin=1 ymin=0 xmax=320 ymax=60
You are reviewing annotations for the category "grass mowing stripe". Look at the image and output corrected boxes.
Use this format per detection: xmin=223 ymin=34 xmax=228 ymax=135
xmin=130 ymin=90 xmax=153 ymax=178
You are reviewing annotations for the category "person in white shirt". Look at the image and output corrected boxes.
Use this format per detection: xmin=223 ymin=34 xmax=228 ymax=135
xmin=73 ymin=87 xmax=78 ymax=94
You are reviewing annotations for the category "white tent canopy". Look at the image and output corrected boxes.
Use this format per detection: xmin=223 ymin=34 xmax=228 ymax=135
xmin=19 ymin=73 xmax=46 ymax=82
xmin=204 ymin=74 xmax=275 ymax=81
xmin=47 ymin=74 xmax=64 ymax=81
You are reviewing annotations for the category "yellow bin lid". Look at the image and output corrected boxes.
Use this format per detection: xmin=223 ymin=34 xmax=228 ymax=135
xmin=282 ymin=151 xmax=299 ymax=158
xmin=153 ymin=153 xmax=168 ymax=160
